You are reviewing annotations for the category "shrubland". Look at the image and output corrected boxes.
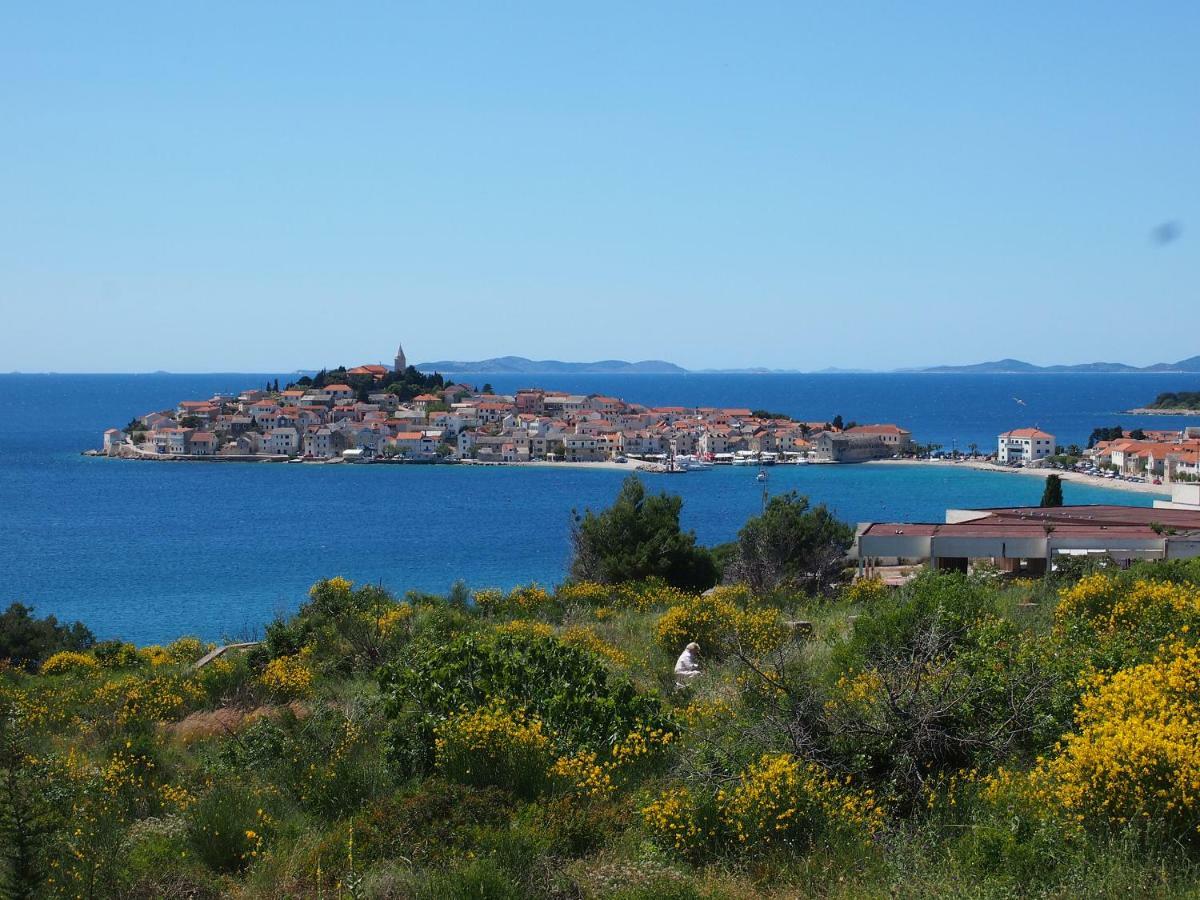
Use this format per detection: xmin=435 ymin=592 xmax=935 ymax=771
xmin=3 ymin=482 xmax=1200 ymax=897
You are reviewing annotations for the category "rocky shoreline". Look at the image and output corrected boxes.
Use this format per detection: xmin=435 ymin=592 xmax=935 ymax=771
xmin=1123 ymin=407 xmax=1200 ymax=416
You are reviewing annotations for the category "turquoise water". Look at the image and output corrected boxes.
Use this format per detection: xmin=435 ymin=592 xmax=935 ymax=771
xmin=0 ymin=373 xmax=1173 ymax=643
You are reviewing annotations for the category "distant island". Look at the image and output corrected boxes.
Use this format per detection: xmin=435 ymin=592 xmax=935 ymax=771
xmin=908 ymin=355 xmax=1200 ymax=374
xmin=1126 ymin=391 xmax=1200 ymax=416
xmin=412 ymin=354 xmax=1200 ymax=376
xmin=414 ymin=356 xmax=687 ymax=375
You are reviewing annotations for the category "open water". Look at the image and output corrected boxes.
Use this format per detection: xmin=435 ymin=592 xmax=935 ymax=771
xmin=2 ymin=372 xmax=1196 ymax=643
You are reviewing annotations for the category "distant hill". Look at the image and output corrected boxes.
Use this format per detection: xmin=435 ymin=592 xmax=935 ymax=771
xmin=912 ymin=356 xmax=1200 ymax=374
xmin=414 ymin=356 xmax=688 ymax=375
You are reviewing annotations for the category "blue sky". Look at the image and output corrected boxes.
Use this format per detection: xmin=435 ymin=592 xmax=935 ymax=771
xmin=1 ymin=3 xmax=1197 ymax=372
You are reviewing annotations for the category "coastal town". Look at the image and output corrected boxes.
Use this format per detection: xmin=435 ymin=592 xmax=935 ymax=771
xmin=97 ymin=344 xmax=921 ymax=469
xmin=93 ymin=344 xmax=1200 ymax=491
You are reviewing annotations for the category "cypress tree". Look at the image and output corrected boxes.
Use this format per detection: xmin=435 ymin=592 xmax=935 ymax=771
xmin=1040 ymin=473 xmax=1064 ymax=508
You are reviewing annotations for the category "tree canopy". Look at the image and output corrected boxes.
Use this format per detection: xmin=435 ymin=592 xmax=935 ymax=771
xmin=569 ymin=476 xmax=718 ymax=591
xmin=0 ymin=602 xmax=94 ymax=670
xmin=1040 ymin=473 xmax=1064 ymax=508
xmin=722 ymin=491 xmax=854 ymax=595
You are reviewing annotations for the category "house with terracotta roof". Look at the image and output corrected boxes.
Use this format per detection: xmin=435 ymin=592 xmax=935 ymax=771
xmin=187 ymin=432 xmax=217 ymax=455
xmin=997 ymin=428 xmax=1055 ymax=464
xmin=845 ymin=424 xmax=913 ymax=453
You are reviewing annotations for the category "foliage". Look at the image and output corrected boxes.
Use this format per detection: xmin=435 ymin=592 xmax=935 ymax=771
xmin=641 ymin=752 xmax=881 ymax=862
xmin=722 ymin=491 xmax=854 ymax=595
xmin=11 ymin=566 xmax=1200 ymax=897
xmin=434 ymin=702 xmax=554 ymax=797
xmin=39 ymin=651 xmax=99 ymax=675
xmin=569 ymin=476 xmax=719 ymax=591
xmin=0 ymin=603 xmax=94 ymax=670
xmin=381 ymin=629 xmax=669 ymax=775
xmin=1148 ymin=391 xmax=1200 ymax=410
xmin=992 ymin=643 xmax=1200 ymax=846
xmin=1041 ymin=473 xmax=1064 ymax=507
xmin=653 ymin=591 xmax=788 ymax=659
xmin=257 ymin=653 xmax=313 ymax=700
xmin=841 ymin=576 xmax=889 ymax=606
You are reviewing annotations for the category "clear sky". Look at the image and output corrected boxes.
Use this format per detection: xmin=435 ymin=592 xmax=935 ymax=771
xmin=1 ymin=3 xmax=1197 ymax=373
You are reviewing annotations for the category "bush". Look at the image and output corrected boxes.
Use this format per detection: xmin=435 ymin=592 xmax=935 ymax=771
xmin=0 ymin=602 xmax=94 ymax=670
xmin=718 ymin=752 xmax=882 ymax=851
xmin=842 ymin=577 xmax=889 ymax=606
xmin=1054 ymin=574 xmax=1200 ymax=670
xmin=641 ymin=753 xmax=881 ymax=862
xmin=653 ymin=593 xmax=787 ymax=659
xmin=569 ymin=477 xmax=719 ymax=591
xmin=434 ymin=702 xmax=554 ymax=797
xmin=1016 ymin=643 xmax=1200 ymax=845
xmin=257 ymin=653 xmax=313 ymax=700
xmin=39 ymin=650 xmax=99 ymax=675
xmin=93 ymin=640 xmax=142 ymax=669
xmin=381 ymin=630 xmax=669 ymax=775
xmin=185 ymin=781 xmax=273 ymax=874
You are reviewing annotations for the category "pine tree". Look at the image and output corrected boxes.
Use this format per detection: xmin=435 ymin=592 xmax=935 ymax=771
xmin=1040 ymin=473 xmax=1064 ymax=507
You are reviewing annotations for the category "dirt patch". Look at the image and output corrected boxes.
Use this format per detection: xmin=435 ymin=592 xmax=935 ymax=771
xmin=167 ymin=701 xmax=308 ymax=743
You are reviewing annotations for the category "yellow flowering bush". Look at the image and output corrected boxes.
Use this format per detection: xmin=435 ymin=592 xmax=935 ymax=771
xmin=40 ymin=650 xmax=99 ymax=675
xmin=654 ymin=594 xmax=788 ymax=658
xmin=613 ymin=581 xmax=695 ymax=612
xmin=643 ymin=753 xmax=882 ymax=861
xmin=843 ymin=576 xmax=889 ymax=605
xmin=561 ymin=626 xmax=628 ymax=666
xmin=473 ymin=583 xmax=557 ymax=617
xmin=719 ymin=753 xmax=883 ymax=850
xmin=1013 ymin=643 xmax=1200 ymax=842
xmin=494 ymin=619 xmax=555 ymax=640
xmin=166 ymin=636 xmax=208 ymax=663
xmin=610 ymin=722 xmax=675 ymax=769
xmin=556 ymin=581 xmax=614 ymax=608
xmin=258 ymin=653 xmax=314 ymax=700
xmin=1057 ymin=574 xmax=1200 ymax=637
xmin=434 ymin=702 xmax=554 ymax=796
xmin=472 ymin=588 xmax=505 ymax=613
xmin=138 ymin=645 xmax=172 ymax=667
xmin=91 ymin=673 xmax=205 ymax=726
xmin=550 ymin=749 xmax=615 ymax=799
xmin=641 ymin=787 xmax=714 ymax=861
xmin=377 ymin=602 xmax=414 ymax=636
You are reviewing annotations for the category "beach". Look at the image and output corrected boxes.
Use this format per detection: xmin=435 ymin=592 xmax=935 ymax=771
xmin=867 ymin=457 xmax=1169 ymax=498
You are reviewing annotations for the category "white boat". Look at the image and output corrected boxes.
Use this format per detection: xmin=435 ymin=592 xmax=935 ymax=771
xmin=731 ymin=454 xmax=757 ymax=466
xmin=756 ymin=467 xmax=768 ymax=482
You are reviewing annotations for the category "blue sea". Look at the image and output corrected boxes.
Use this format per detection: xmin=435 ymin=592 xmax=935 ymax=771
xmin=3 ymin=372 xmax=1197 ymax=644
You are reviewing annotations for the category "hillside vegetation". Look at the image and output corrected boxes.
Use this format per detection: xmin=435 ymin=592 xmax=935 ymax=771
xmin=4 ymin=487 xmax=1200 ymax=897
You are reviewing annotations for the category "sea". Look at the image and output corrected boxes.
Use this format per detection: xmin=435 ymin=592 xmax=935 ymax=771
xmin=3 ymin=371 xmax=1199 ymax=645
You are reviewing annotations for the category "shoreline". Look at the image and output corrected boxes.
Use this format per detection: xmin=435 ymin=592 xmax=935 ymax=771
xmin=1123 ymin=407 xmax=1200 ymax=417
xmin=865 ymin=457 xmax=1169 ymax=497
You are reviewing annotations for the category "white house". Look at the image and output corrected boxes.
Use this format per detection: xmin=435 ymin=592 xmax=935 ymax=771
xmin=264 ymin=427 xmax=300 ymax=456
xmin=997 ymin=428 xmax=1055 ymax=465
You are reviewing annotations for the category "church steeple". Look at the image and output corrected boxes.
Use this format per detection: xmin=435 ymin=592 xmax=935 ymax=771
xmin=394 ymin=343 xmax=407 ymax=373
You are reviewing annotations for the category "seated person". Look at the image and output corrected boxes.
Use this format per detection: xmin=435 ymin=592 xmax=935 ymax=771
xmin=674 ymin=642 xmax=702 ymax=685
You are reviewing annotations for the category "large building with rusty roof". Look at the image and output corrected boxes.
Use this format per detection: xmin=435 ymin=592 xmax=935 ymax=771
xmin=856 ymin=501 xmax=1200 ymax=577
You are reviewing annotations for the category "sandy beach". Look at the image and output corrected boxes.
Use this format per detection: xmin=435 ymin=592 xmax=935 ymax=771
xmin=866 ymin=457 xmax=1170 ymax=497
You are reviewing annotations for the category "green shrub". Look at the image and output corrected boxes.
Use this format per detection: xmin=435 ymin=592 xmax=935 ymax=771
xmin=185 ymin=780 xmax=272 ymax=874
xmin=381 ymin=630 xmax=669 ymax=775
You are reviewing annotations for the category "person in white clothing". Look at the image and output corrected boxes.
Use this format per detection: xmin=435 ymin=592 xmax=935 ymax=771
xmin=674 ymin=642 xmax=702 ymax=687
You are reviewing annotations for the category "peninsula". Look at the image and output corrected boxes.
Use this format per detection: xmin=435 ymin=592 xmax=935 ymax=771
xmin=96 ymin=344 xmax=914 ymax=466
xmin=1125 ymin=391 xmax=1200 ymax=416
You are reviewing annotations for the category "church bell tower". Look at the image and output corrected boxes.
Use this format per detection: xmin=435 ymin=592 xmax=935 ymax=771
xmin=394 ymin=343 xmax=407 ymax=373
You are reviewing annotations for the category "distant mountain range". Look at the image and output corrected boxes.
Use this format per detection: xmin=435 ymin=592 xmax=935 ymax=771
xmin=906 ymin=356 xmax=1200 ymax=374
xmin=413 ymin=354 xmax=1200 ymax=376
xmin=414 ymin=356 xmax=688 ymax=375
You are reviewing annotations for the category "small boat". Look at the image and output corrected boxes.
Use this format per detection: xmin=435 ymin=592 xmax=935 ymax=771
xmin=756 ymin=467 xmax=768 ymax=482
